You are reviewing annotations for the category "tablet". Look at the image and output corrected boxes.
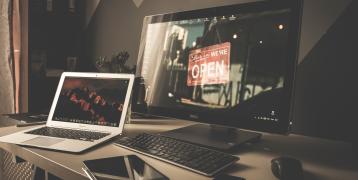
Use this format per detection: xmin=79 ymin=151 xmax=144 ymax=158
xmin=83 ymin=155 xmax=168 ymax=180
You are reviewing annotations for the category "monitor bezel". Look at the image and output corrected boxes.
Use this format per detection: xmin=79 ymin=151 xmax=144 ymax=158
xmin=134 ymin=0 xmax=302 ymax=134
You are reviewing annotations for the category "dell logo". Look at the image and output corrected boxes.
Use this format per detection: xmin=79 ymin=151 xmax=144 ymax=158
xmin=189 ymin=114 xmax=199 ymax=119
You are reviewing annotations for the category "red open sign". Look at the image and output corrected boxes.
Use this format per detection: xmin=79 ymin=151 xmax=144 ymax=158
xmin=187 ymin=42 xmax=230 ymax=86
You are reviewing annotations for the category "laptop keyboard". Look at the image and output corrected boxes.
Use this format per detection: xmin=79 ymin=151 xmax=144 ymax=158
xmin=25 ymin=127 xmax=110 ymax=142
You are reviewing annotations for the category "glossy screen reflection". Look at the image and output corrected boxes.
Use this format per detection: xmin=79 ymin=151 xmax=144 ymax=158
xmin=83 ymin=155 xmax=169 ymax=180
xmin=53 ymin=77 xmax=129 ymax=127
xmin=136 ymin=6 xmax=293 ymax=129
xmin=141 ymin=10 xmax=289 ymax=109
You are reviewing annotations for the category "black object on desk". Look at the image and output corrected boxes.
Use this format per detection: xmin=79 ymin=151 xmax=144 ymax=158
xmin=83 ymin=155 xmax=168 ymax=180
xmin=115 ymin=133 xmax=239 ymax=176
xmin=271 ymin=156 xmax=303 ymax=180
xmin=5 ymin=113 xmax=48 ymax=122
xmin=4 ymin=113 xmax=47 ymax=127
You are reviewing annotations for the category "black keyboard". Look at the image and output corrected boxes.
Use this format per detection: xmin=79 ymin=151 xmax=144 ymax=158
xmin=25 ymin=127 xmax=109 ymax=142
xmin=28 ymin=114 xmax=48 ymax=121
xmin=114 ymin=133 xmax=239 ymax=176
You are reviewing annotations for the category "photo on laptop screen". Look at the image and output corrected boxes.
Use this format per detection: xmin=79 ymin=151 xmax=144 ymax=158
xmin=52 ymin=77 xmax=130 ymax=127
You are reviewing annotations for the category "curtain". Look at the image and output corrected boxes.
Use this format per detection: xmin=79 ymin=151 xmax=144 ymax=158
xmin=0 ymin=0 xmax=15 ymax=115
xmin=0 ymin=0 xmax=22 ymax=115
xmin=12 ymin=0 xmax=21 ymax=113
xmin=0 ymin=0 xmax=14 ymax=178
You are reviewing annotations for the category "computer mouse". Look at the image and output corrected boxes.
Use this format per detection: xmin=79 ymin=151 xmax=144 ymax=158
xmin=271 ymin=156 xmax=303 ymax=180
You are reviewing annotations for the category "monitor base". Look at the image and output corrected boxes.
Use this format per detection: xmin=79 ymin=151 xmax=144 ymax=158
xmin=159 ymin=123 xmax=262 ymax=151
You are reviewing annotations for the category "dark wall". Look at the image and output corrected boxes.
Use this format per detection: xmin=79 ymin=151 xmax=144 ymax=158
xmin=82 ymin=0 xmax=258 ymax=67
xmin=83 ymin=0 xmax=351 ymax=65
xmin=82 ymin=0 xmax=356 ymax=142
xmin=292 ymin=1 xmax=357 ymax=142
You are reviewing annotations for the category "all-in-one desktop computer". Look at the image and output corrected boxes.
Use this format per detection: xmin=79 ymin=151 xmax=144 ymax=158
xmin=132 ymin=0 xmax=302 ymax=147
xmin=116 ymin=0 xmax=302 ymax=176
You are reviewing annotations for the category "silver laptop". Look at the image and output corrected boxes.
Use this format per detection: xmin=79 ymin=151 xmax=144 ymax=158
xmin=0 ymin=72 xmax=134 ymax=153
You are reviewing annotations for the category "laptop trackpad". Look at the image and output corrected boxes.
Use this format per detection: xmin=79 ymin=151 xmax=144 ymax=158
xmin=22 ymin=137 xmax=65 ymax=147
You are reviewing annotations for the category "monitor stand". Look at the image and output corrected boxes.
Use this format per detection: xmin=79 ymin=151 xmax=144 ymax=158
xmin=159 ymin=123 xmax=262 ymax=151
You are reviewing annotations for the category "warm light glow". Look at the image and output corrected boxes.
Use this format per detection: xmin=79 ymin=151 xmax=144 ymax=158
xmin=233 ymin=34 xmax=238 ymax=39
xmin=278 ymin=24 xmax=284 ymax=30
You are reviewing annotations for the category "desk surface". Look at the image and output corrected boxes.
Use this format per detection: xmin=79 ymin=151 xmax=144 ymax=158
xmin=1 ymin=117 xmax=357 ymax=180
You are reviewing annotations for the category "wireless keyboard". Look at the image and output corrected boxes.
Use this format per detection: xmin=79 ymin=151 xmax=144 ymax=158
xmin=114 ymin=133 xmax=239 ymax=176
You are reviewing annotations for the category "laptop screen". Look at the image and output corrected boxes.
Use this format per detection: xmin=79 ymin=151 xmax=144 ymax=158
xmin=52 ymin=77 xmax=130 ymax=127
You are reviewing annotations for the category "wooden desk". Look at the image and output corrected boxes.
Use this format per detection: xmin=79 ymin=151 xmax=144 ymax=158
xmin=1 ymin=117 xmax=357 ymax=180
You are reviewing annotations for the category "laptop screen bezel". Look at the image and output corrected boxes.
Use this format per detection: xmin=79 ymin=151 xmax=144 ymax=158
xmin=46 ymin=72 xmax=134 ymax=133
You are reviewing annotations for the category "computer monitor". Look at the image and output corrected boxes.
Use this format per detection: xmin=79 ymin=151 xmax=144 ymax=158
xmin=133 ymin=0 xmax=302 ymax=150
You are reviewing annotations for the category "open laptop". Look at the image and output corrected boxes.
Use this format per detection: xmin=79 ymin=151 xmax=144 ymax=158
xmin=0 ymin=72 xmax=134 ymax=153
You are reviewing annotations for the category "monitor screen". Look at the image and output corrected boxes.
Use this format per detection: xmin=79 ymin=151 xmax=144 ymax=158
xmin=134 ymin=0 xmax=301 ymax=133
xmin=52 ymin=77 xmax=130 ymax=127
